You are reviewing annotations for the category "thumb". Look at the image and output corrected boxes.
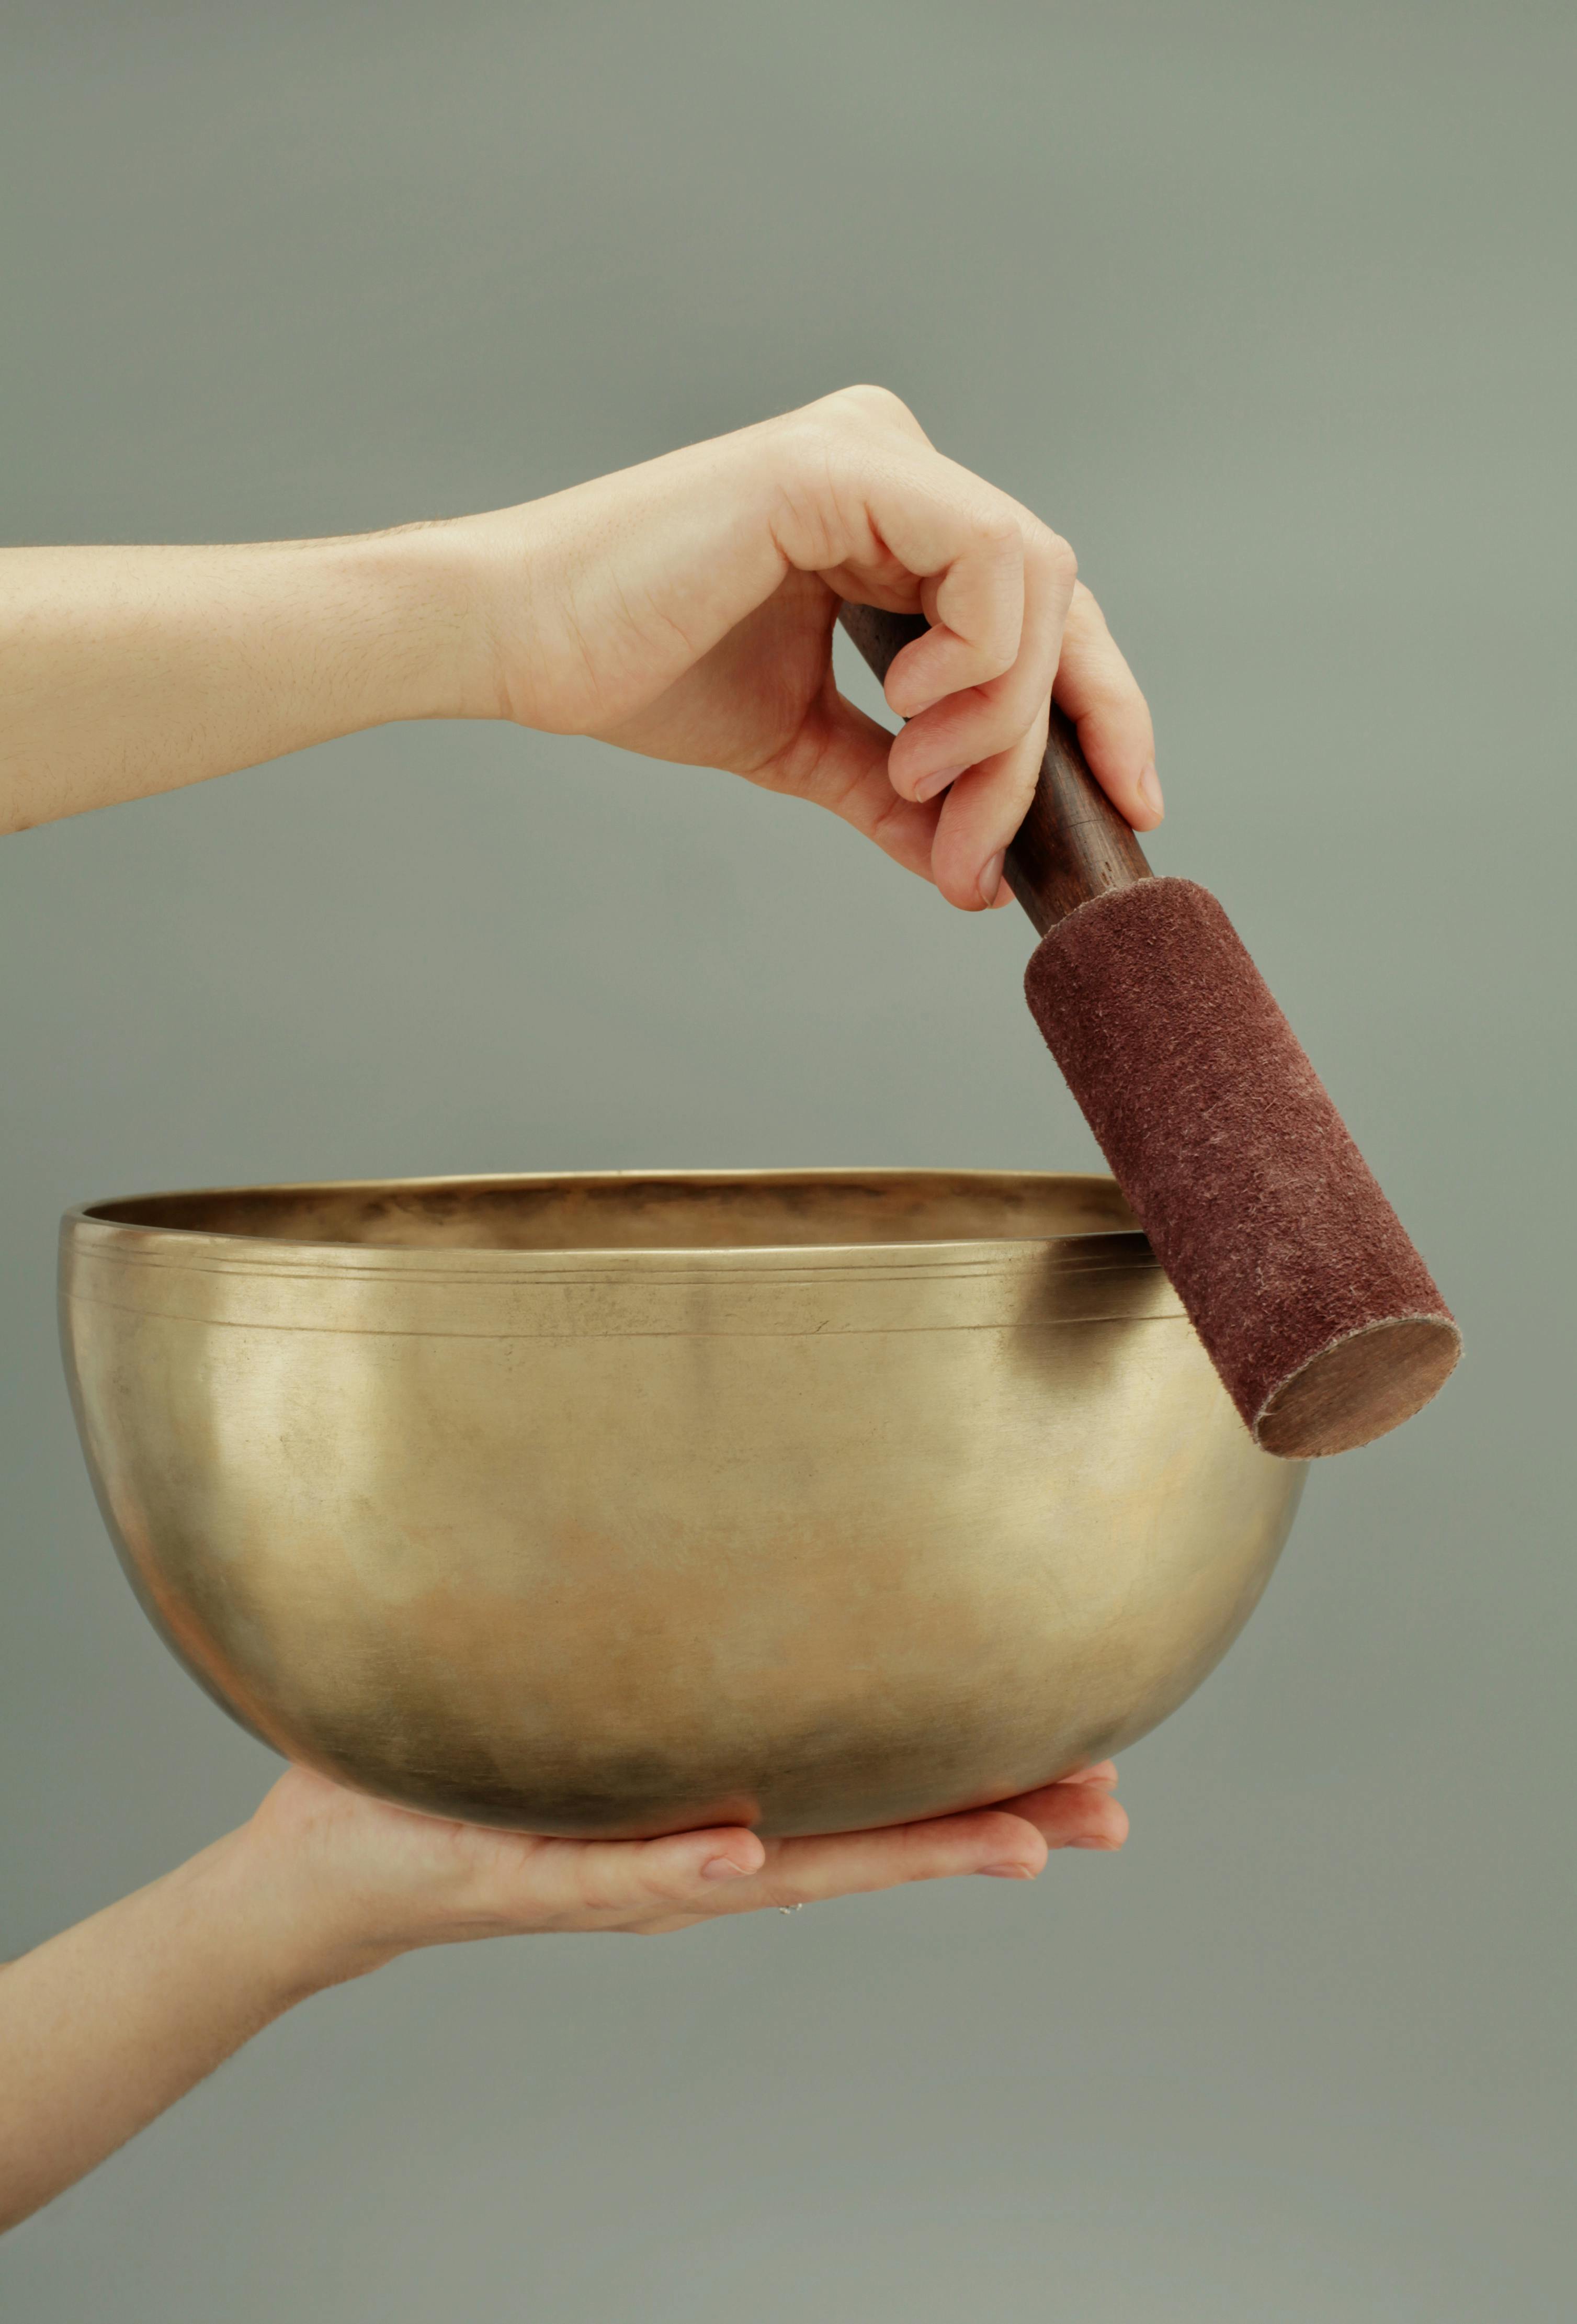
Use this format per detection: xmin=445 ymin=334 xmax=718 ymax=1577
xmin=644 ymin=1824 xmax=768 ymax=1888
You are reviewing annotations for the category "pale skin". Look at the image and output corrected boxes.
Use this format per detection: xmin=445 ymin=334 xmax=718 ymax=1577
xmin=0 ymin=387 xmax=1150 ymax=2234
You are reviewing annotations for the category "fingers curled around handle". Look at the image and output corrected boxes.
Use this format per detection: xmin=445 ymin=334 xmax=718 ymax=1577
xmin=767 ymin=390 xmax=1154 ymax=908
xmin=884 ymin=515 xmax=1073 ymax=789
xmin=875 ymin=513 xmax=1077 ymax=914
xmin=892 ymin=579 xmax=1159 ymax=907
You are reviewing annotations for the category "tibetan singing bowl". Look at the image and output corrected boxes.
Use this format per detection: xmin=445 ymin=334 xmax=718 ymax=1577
xmin=60 ymin=1171 xmax=1304 ymax=1837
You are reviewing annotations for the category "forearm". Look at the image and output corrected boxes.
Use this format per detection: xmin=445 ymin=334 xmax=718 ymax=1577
xmin=0 ymin=526 xmax=487 ymax=833
xmin=0 ymin=1750 xmax=1124 ymax=2232
xmin=0 ymin=1826 xmax=357 ymax=2233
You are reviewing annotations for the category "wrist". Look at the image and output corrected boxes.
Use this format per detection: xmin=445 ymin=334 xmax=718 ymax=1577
xmin=191 ymin=1820 xmax=404 ymax=2004
xmin=316 ymin=519 xmax=502 ymax=730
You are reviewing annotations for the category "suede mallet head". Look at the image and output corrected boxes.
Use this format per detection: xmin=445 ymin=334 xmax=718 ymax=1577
xmin=839 ymin=602 xmax=1459 ymax=1460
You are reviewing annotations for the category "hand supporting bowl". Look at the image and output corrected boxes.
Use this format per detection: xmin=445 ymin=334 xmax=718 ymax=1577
xmin=60 ymin=1170 xmax=1303 ymax=1836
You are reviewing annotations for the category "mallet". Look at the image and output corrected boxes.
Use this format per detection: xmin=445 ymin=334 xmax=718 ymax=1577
xmin=839 ymin=602 xmax=1459 ymax=1459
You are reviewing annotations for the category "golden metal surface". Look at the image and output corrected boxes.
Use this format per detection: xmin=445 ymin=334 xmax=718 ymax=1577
xmin=59 ymin=1170 xmax=1304 ymax=1837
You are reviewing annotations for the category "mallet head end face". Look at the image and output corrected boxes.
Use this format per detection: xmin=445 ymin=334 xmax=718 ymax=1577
xmin=1253 ymin=1312 xmax=1463 ymax=1459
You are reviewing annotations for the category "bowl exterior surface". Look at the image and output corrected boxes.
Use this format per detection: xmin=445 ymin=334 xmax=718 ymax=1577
xmin=60 ymin=1172 xmax=1303 ymax=1835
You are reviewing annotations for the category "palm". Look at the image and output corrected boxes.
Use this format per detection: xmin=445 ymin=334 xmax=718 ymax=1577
xmin=253 ymin=1757 xmax=1125 ymax=1946
xmin=593 ymin=568 xmax=854 ymax=786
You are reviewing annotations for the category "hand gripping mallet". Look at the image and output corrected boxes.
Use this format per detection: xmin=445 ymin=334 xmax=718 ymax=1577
xmin=839 ymin=602 xmax=1460 ymax=1459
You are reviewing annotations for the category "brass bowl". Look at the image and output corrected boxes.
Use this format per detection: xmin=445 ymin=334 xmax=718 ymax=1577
xmin=60 ymin=1171 xmax=1303 ymax=1837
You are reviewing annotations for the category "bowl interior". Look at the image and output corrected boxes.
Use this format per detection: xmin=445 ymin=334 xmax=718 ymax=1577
xmin=80 ymin=1168 xmax=1143 ymax=1256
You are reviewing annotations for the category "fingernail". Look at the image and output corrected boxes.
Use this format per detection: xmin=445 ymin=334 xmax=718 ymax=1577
xmin=978 ymin=851 xmax=1005 ymax=907
xmin=1138 ymin=762 xmax=1163 ymax=819
xmin=1072 ymin=1836 xmax=1118 ymax=1850
xmin=913 ymin=762 xmax=968 ymax=803
xmin=980 ymin=1861 xmax=1035 ymax=1879
xmin=701 ymin=1857 xmax=747 ymax=1880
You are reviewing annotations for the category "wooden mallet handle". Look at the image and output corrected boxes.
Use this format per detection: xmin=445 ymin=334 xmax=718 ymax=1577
xmin=836 ymin=601 xmax=1151 ymax=934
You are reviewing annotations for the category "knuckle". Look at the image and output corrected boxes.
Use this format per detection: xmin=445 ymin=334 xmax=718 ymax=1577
xmin=1041 ymin=528 xmax=1078 ymax=588
xmin=775 ymin=412 xmax=841 ymax=476
xmin=768 ymin=422 xmax=858 ymax=563
xmin=828 ymin=381 xmax=915 ymax=428
xmin=972 ymin=503 xmax=1023 ymax=556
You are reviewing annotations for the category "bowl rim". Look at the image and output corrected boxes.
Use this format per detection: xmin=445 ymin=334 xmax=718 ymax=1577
xmin=61 ymin=1166 xmax=1155 ymax=1269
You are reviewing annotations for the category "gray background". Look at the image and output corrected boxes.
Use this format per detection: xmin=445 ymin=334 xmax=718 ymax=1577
xmin=2 ymin=3 xmax=1572 ymax=2316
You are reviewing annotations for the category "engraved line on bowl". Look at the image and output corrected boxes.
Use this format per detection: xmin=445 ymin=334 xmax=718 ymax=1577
xmin=64 ymin=1236 xmax=1161 ymax=1292
xmin=61 ymin=1290 xmax=1188 ymax=1341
